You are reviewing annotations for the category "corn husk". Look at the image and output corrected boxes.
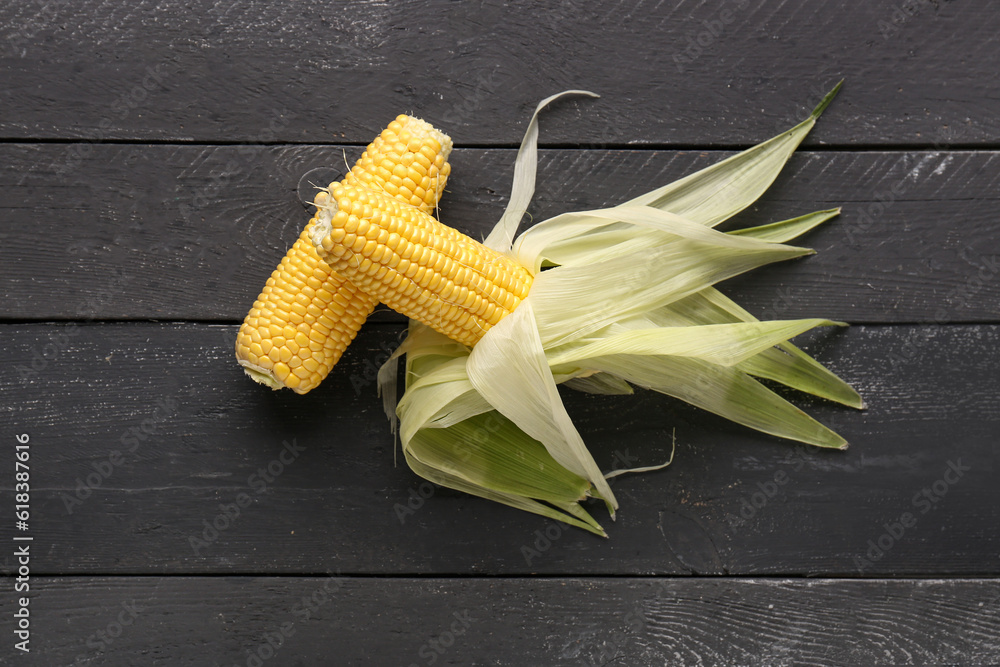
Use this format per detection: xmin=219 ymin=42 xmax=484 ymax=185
xmin=379 ymin=83 xmax=861 ymax=536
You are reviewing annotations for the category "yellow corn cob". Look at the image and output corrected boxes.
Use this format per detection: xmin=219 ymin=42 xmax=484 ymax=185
xmin=235 ymin=116 xmax=453 ymax=393
xmin=234 ymin=227 xmax=378 ymax=393
xmin=341 ymin=115 xmax=452 ymax=214
xmin=309 ymin=183 xmax=533 ymax=347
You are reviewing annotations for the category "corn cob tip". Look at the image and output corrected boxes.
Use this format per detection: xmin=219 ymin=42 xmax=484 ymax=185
xmin=309 ymin=207 xmax=334 ymax=249
xmin=237 ymin=356 xmax=286 ymax=392
xmin=323 ymin=115 xmax=454 ymax=214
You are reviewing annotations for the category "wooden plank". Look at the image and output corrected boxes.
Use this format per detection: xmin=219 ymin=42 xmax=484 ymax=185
xmin=2 ymin=322 xmax=996 ymax=575
xmin=3 ymin=144 xmax=999 ymax=322
xmin=1 ymin=1 xmax=999 ymax=145
xmin=2 ymin=576 xmax=998 ymax=665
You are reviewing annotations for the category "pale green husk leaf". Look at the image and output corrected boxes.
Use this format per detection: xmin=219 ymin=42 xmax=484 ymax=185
xmin=622 ymin=81 xmax=843 ymax=227
xmin=466 ymin=300 xmax=618 ymax=515
xmin=483 ymin=90 xmax=600 ymax=253
xmin=378 ymin=82 xmax=859 ymax=534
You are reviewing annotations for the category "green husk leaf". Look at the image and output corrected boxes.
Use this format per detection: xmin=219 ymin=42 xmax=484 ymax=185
xmin=403 ymin=445 xmax=606 ymax=537
xmin=484 ymin=90 xmax=599 ymax=253
xmin=562 ymin=372 xmax=635 ymax=395
xmin=379 ymin=322 xmax=469 ymax=435
xmin=408 ymin=411 xmax=594 ymax=505
xmin=693 ymin=288 xmax=863 ymax=408
xmin=622 ymin=81 xmax=843 ymax=227
xmin=579 ymin=354 xmax=848 ymax=449
xmin=466 ymin=300 xmax=618 ymax=515
xmin=624 ymin=288 xmax=862 ymax=408
xmin=729 ymin=208 xmax=841 ymax=243
xmin=547 ymin=319 xmax=843 ymax=368
xmin=382 ymin=85 xmax=859 ymax=535
xmin=740 ymin=345 xmax=865 ymax=409
xmin=527 ymin=208 xmax=814 ymax=347
xmin=516 ymin=205 xmax=812 ymax=273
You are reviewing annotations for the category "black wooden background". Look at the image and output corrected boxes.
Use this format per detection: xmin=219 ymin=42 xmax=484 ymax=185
xmin=2 ymin=1 xmax=999 ymax=665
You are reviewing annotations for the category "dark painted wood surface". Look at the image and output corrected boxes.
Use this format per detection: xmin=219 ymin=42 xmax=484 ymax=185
xmin=2 ymin=577 xmax=998 ymax=666
xmin=2 ymin=322 xmax=997 ymax=576
xmin=2 ymin=1 xmax=999 ymax=146
xmin=1 ymin=0 xmax=998 ymax=664
xmin=3 ymin=144 xmax=999 ymax=323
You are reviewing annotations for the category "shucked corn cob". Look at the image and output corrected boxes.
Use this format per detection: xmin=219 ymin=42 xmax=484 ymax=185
xmin=338 ymin=115 xmax=453 ymax=214
xmin=235 ymin=116 xmax=453 ymax=392
xmin=309 ymin=183 xmax=533 ymax=347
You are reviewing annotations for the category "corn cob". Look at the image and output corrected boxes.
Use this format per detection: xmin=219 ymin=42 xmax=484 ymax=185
xmin=235 ymin=116 xmax=453 ymax=393
xmin=340 ymin=115 xmax=452 ymax=214
xmin=309 ymin=183 xmax=533 ymax=347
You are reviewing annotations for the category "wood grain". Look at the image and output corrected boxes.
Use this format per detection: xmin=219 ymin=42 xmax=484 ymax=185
xmin=2 ymin=577 xmax=997 ymax=666
xmin=3 ymin=0 xmax=998 ymax=661
xmin=1 ymin=1 xmax=998 ymax=146
xmin=3 ymin=144 xmax=998 ymax=322
xmin=2 ymin=322 xmax=996 ymax=576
